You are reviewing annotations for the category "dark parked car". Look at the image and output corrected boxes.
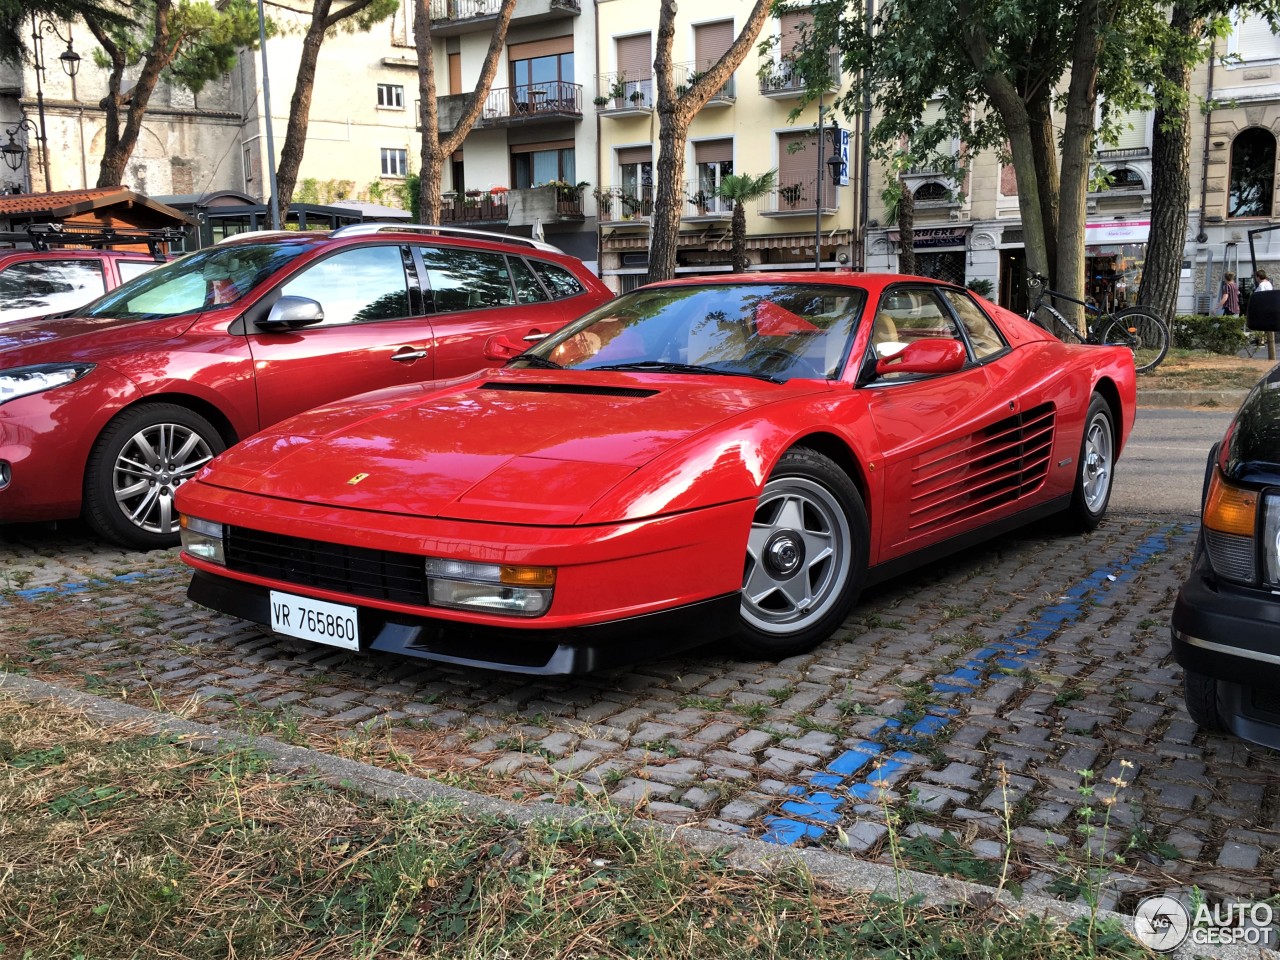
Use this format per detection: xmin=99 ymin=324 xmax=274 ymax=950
xmin=0 ymin=224 xmax=612 ymax=549
xmin=1171 ymin=290 xmax=1280 ymax=749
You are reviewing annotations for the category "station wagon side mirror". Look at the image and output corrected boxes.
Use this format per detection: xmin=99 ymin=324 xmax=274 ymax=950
xmin=255 ymin=295 xmax=325 ymax=332
xmin=875 ymin=338 xmax=967 ymax=376
xmin=1246 ymin=289 xmax=1280 ymax=332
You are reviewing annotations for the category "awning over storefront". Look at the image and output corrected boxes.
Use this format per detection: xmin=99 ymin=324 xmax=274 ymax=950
xmin=603 ymin=229 xmax=852 ymax=253
xmin=1085 ymin=219 xmax=1150 ymax=245
xmin=887 ymin=226 xmax=969 ymax=249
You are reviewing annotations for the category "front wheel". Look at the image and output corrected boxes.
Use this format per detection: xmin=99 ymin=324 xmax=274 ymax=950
xmin=1183 ymin=669 xmax=1226 ymax=733
xmin=1099 ymin=307 xmax=1168 ymax=374
xmin=83 ymin=403 xmax=225 ymax=550
xmin=732 ymin=448 xmax=868 ymax=659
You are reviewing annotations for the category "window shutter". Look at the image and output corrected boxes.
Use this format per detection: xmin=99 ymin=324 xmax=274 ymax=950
xmin=617 ymin=146 xmax=653 ymax=166
xmin=616 ymin=33 xmax=652 ymax=80
xmin=695 ymin=139 xmax=733 ymax=165
xmin=508 ymin=36 xmax=574 ymax=60
xmin=694 ymin=20 xmax=733 ymax=71
xmin=779 ymin=10 xmax=812 ymax=59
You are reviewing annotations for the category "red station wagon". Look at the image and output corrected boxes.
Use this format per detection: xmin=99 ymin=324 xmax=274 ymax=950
xmin=0 ymin=247 xmax=163 ymax=325
xmin=0 ymin=224 xmax=611 ymax=548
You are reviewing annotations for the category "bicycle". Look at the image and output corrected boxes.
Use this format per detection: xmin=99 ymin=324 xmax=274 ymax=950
xmin=1025 ymin=272 xmax=1169 ymax=373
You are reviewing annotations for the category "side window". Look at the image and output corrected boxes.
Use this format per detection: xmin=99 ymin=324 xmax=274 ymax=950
xmin=281 ymin=245 xmax=411 ymax=326
xmin=116 ymin=260 xmax=160 ymax=284
xmin=508 ymin=256 xmax=548 ymax=305
xmin=529 ymin=260 xmax=585 ymax=299
xmin=941 ymin=289 xmax=1007 ymax=360
xmin=869 ymin=287 xmax=964 ymax=380
xmin=0 ymin=260 xmax=107 ymax=318
xmin=419 ymin=246 xmax=515 ymax=312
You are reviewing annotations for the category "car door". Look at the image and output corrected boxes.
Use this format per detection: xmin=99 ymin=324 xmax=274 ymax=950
xmin=862 ymin=285 xmax=1042 ymax=563
xmin=246 ymin=242 xmax=438 ymax=428
xmin=416 ymin=244 xmax=567 ymax=380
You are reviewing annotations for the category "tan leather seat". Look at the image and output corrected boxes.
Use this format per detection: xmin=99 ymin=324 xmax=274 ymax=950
xmin=871 ymin=312 xmax=899 ymax=354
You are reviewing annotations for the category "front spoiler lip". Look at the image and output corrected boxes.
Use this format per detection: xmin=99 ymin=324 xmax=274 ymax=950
xmin=187 ymin=570 xmax=740 ymax=675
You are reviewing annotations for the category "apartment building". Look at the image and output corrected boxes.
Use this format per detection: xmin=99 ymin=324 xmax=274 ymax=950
xmin=864 ymin=10 xmax=1280 ymax=316
xmin=593 ymin=0 xmax=861 ymax=292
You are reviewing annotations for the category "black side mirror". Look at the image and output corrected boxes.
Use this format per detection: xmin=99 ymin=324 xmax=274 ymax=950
xmin=1246 ymin=289 xmax=1280 ymax=332
xmin=255 ymin=295 xmax=325 ymax=332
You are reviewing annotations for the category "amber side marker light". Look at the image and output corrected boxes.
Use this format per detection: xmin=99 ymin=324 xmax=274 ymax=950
xmin=500 ymin=565 xmax=557 ymax=586
xmin=1203 ymin=469 xmax=1258 ymax=536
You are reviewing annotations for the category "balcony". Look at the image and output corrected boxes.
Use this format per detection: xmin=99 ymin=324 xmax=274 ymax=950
xmin=426 ymin=0 xmax=580 ymax=37
xmin=505 ymin=184 xmax=586 ymax=227
xmin=593 ymin=74 xmax=653 ymax=117
xmin=759 ymin=52 xmax=841 ymax=99
xmin=436 ymin=82 xmax=582 ymax=133
xmin=674 ymin=62 xmax=734 ymax=107
xmin=439 ymin=191 xmax=510 ymax=224
xmin=683 ymin=180 xmax=734 ymax=222
xmin=595 ymin=185 xmax=653 ymax=225
xmin=759 ymin=178 xmax=838 ymax=217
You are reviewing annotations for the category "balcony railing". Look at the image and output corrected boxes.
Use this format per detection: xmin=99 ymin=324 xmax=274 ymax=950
xmin=683 ymin=180 xmax=734 ymax=219
xmin=440 ymin=192 xmax=510 ymax=223
xmin=760 ymin=177 xmax=838 ymax=215
xmin=759 ymin=52 xmax=841 ymax=97
xmin=593 ymin=73 xmax=654 ymax=112
xmin=594 ymin=184 xmax=654 ymax=222
xmin=673 ymin=62 xmax=735 ymax=101
xmin=479 ymin=81 xmax=582 ymax=124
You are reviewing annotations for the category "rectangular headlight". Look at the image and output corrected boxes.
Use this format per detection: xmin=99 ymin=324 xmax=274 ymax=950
xmin=1264 ymin=493 xmax=1280 ymax=588
xmin=180 ymin=515 xmax=225 ymax=565
xmin=424 ymin=557 xmax=555 ymax=617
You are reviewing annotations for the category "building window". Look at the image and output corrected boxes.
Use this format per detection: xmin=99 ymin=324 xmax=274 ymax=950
xmin=513 ymin=147 xmax=576 ymax=188
xmin=377 ymin=83 xmax=404 ymax=108
xmin=914 ymin=181 xmax=950 ymax=202
xmin=1229 ymin=128 xmax=1276 ymax=218
xmin=381 ymin=148 xmax=409 ymax=177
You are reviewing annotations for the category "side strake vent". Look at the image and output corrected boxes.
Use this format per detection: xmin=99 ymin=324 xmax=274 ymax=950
xmin=480 ymin=382 xmax=658 ymax=398
xmin=908 ymin=403 xmax=1056 ymax=531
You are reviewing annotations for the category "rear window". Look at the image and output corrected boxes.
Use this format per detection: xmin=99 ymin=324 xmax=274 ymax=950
xmin=0 ymin=259 xmax=107 ymax=322
xmin=529 ymin=260 xmax=586 ymax=299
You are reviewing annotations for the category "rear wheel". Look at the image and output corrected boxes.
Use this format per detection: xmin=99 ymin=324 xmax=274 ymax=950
xmin=1065 ymin=393 xmax=1115 ymax=531
xmin=732 ymin=449 xmax=867 ymax=659
xmin=84 ymin=403 xmax=225 ymax=550
xmin=1183 ymin=669 xmax=1226 ymax=733
xmin=1099 ymin=307 xmax=1168 ymax=374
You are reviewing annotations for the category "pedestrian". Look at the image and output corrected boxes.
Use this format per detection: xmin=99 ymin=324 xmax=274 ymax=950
xmin=1220 ymin=272 xmax=1241 ymax=315
xmin=1256 ymin=269 xmax=1273 ymax=291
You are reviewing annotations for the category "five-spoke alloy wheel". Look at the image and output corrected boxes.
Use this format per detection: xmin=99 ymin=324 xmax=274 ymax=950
xmin=1067 ymin=393 xmax=1115 ymax=531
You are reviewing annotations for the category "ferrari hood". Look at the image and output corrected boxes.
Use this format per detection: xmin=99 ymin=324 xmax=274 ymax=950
xmin=203 ymin=373 xmax=827 ymax=524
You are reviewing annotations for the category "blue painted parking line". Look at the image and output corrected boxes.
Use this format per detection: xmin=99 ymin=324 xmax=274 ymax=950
xmin=1 ymin=567 xmax=180 ymax=605
xmin=758 ymin=525 xmax=1178 ymax=846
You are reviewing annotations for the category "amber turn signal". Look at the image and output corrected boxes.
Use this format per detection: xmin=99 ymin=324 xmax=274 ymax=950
xmin=1203 ymin=468 xmax=1258 ymax=536
xmin=500 ymin=565 xmax=557 ymax=586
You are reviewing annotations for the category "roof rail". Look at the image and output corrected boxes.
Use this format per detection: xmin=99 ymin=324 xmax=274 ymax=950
xmin=0 ymin=223 xmax=187 ymax=261
xmin=330 ymin=221 xmax=564 ymax=253
xmin=215 ymin=229 xmax=315 ymax=244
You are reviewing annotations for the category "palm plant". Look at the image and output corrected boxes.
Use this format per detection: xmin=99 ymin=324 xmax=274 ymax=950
xmin=716 ymin=170 xmax=776 ymax=273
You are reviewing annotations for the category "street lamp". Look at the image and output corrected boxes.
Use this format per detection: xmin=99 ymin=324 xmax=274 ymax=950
xmin=28 ymin=14 xmax=81 ymax=191
xmin=1 ymin=116 xmax=40 ymax=191
xmin=814 ymin=102 xmax=844 ymax=271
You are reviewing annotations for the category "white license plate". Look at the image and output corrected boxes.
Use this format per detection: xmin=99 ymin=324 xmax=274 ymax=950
xmin=269 ymin=590 xmax=360 ymax=650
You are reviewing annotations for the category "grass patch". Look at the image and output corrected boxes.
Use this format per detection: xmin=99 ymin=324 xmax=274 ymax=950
xmin=0 ymin=692 xmax=1148 ymax=958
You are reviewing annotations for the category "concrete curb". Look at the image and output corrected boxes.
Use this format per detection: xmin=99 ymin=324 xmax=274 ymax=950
xmin=1138 ymin=389 xmax=1248 ymax=409
xmin=2 ymin=670 xmax=1274 ymax=959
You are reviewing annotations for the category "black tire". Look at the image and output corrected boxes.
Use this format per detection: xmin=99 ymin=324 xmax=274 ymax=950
xmin=1065 ymin=393 xmax=1115 ymax=531
xmin=731 ymin=448 xmax=868 ymax=659
xmin=1183 ymin=669 xmax=1226 ymax=733
xmin=83 ymin=403 xmax=225 ymax=550
xmin=1099 ymin=307 xmax=1169 ymax=374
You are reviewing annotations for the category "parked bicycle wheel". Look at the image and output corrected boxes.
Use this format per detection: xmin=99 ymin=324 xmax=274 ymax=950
xmin=1099 ymin=306 xmax=1169 ymax=373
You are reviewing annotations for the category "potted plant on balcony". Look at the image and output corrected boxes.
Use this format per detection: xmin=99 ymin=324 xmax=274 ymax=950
xmin=628 ymin=89 xmax=646 ymax=105
xmin=686 ymin=188 xmax=714 ymax=215
xmin=779 ymin=183 xmax=804 ymax=208
xmin=620 ymin=193 xmax=643 ymax=219
xmin=608 ymin=76 xmax=628 ymax=107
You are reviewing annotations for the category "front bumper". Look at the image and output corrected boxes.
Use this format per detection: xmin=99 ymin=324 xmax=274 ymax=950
xmin=189 ymin=569 xmax=739 ymax=674
xmin=1171 ymin=549 xmax=1280 ymax=749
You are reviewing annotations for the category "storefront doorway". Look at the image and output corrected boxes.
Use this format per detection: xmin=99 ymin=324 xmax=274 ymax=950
xmin=999 ymin=248 xmax=1027 ymax=313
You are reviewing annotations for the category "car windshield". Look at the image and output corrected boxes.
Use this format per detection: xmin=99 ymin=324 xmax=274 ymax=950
xmin=82 ymin=241 xmax=314 ymax=320
xmin=517 ymin=283 xmax=867 ymax=382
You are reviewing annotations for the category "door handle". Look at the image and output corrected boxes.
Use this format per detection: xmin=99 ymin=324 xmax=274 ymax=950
xmin=523 ymin=331 xmax=549 ymax=342
xmin=391 ymin=346 xmax=429 ymax=362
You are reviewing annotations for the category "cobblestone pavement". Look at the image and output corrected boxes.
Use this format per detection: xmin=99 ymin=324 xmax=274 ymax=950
xmin=1 ymin=514 xmax=1277 ymax=914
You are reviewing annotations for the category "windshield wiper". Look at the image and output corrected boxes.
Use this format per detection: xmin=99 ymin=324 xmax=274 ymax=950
xmin=511 ymin=354 xmax=562 ymax=369
xmin=592 ymin=361 xmax=781 ymax=384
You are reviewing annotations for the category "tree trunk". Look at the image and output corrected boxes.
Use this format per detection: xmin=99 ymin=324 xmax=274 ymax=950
xmin=730 ymin=202 xmax=748 ymax=272
xmin=1139 ymin=2 xmax=1202 ymax=323
xmin=89 ymin=0 xmax=175 ymax=186
xmin=1027 ymin=90 xmax=1059 ymax=284
xmin=897 ymin=176 xmax=916 ymax=275
xmin=647 ymin=0 xmax=770 ymax=283
xmin=1056 ymin=0 xmax=1106 ymax=333
xmin=273 ymin=0 xmax=334 ymax=222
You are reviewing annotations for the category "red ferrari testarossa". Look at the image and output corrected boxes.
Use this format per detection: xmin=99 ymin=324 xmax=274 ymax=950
xmin=176 ymin=273 xmax=1136 ymax=674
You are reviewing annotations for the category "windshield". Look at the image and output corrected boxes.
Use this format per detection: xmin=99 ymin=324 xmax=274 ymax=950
xmin=518 ymin=283 xmax=867 ymax=382
xmin=83 ymin=241 xmax=315 ymax=320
